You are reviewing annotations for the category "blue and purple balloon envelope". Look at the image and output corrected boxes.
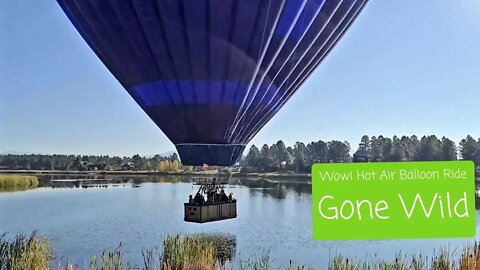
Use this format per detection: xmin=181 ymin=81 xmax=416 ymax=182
xmin=56 ymin=0 xmax=368 ymax=166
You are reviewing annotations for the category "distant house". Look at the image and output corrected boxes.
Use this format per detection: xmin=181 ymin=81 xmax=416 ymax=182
xmin=353 ymin=143 xmax=373 ymax=162
xmin=121 ymin=162 xmax=134 ymax=170
xmin=80 ymin=161 xmax=91 ymax=167
xmin=87 ymin=163 xmax=107 ymax=171
xmin=193 ymin=166 xmax=204 ymax=171
xmin=87 ymin=164 xmax=96 ymax=171
xmin=78 ymin=161 xmax=92 ymax=171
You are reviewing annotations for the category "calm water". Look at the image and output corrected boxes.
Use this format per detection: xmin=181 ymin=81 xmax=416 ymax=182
xmin=0 ymin=175 xmax=478 ymax=268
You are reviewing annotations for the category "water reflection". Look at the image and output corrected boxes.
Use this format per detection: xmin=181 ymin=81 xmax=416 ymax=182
xmin=47 ymin=179 xmax=140 ymax=189
xmin=187 ymin=232 xmax=237 ymax=263
xmin=40 ymin=174 xmax=478 ymax=209
xmin=38 ymin=174 xmax=309 ymax=200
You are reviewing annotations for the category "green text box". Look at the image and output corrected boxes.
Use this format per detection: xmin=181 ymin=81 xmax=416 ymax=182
xmin=312 ymin=161 xmax=475 ymax=240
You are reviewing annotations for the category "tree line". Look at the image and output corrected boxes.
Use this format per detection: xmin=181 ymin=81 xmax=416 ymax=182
xmin=0 ymin=153 xmax=182 ymax=172
xmin=2 ymin=135 xmax=480 ymax=173
xmin=242 ymin=135 xmax=480 ymax=173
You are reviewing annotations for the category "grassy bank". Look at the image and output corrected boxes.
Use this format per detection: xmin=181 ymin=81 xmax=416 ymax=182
xmin=2 ymin=234 xmax=480 ymax=270
xmin=0 ymin=175 xmax=38 ymax=192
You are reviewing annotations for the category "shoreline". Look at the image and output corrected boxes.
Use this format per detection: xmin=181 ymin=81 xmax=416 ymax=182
xmin=0 ymin=169 xmax=312 ymax=179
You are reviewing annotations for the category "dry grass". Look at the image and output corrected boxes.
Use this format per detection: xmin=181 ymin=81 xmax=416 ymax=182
xmin=160 ymin=235 xmax=220 ymax=270
xmin=236 ymin=251 xmax=272 ymax=270
xmin=327 ymin=244 xmax=480 ymax=270
xmin=89 ymin=246 xmax=128 ymax=270
xmin=0 ymin=233 xmax=52 ymax=270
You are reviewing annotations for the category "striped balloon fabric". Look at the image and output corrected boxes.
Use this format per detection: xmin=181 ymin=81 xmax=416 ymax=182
xmin=57 ymin=0 xmax=368 ymax=166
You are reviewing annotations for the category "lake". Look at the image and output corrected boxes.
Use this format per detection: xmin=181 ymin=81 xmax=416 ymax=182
xmin=0 ymin=175 xmax=478 ymax=268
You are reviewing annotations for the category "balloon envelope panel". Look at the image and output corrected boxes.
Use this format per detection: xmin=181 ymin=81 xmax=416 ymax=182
xmin=57 ymin=0 xmax=368 ymax=166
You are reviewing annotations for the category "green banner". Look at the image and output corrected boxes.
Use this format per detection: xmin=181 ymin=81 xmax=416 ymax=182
xmin=312 ymin=161 xmax=475 ymax=240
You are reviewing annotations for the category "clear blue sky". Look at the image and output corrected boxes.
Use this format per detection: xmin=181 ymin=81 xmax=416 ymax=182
xmin=1 ymin=1 xmax=480 ymax=157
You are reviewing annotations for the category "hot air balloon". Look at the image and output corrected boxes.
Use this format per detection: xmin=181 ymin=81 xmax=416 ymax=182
xmin=56 ymin=0 xmax=368 ymax=167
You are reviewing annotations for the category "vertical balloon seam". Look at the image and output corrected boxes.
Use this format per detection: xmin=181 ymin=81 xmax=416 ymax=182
xmin=65 ymin=0 xmax=129 ymax=89
xmin=226 ymin=0 xmax=272 ymax=140
xmin=155 ymin=1 xmax=189 ymax=140
xmin=124 ymin=1 xmax=160 ymax=85
xmin=233 ymin=0 xmax=275 ymax=105
xmin=226 ymin=0 xmax=284 ymax=143
xmin=131 ymin=0 xmax=185 ymax=142
xmin=206 ymin=1 xmax=213 ymax=141
xmin=108 ymin=0 xmax=179 ymax=142
xmin=67 ymin=0 xmax=155 ymax=127
xmin=105 ymin=0 xmax=147 ymax=86
xmin=80 ymin=0 xmax=159 ymax=130
xmin=98 ymin=0 xmax=149 ymax=90
xmin=131 ymin=2 xmax=175 ymax=108
xmin=180 ymin=0 xmax=201 ymax=139
xmin=221 ymin=0 xmax=263 ymax=141
xmin=154 ymin=0 xmax=190 ymax=137
xmin=142 ymin=1 xmax=180 ymax=107
xmin=227 ymin=2 xmax=285 ymax=127
xmin=219 ymin=0 xmax=237 ymax=131
xmin=161 ymin=1 xmax=193 ymax=142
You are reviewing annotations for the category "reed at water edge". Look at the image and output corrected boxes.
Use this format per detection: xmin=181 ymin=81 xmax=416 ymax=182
xmin=3 ymin=233 xmax=480 ymax=269
xmin=0 ymin=174 xmax=39 ymax=192
xmin=0 ymin=233 xmax=51 ymax=270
